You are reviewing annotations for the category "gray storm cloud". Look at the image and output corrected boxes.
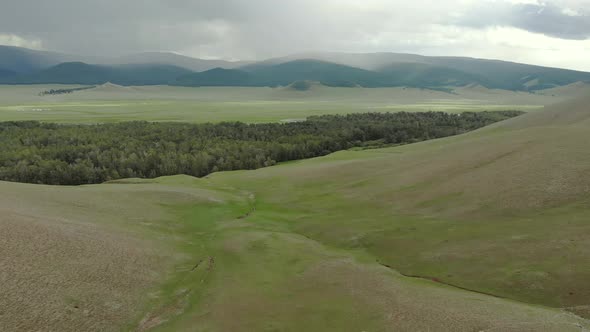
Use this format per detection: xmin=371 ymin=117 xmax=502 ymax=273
xmin=0 ymin=0 xmax=340 ymax=57
xmin=460 ymin=1 xmax=590 ymax=40
xmin=0 ymin=0 xmax=589 ymax=70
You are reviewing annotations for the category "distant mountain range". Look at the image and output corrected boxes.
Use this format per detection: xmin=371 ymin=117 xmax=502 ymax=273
xmin=9 ymin=62 xmax=193 ymax=86
xmin=1 ymin=45 xmax=589 ymax=91
xmin=0 ymin=45 xmax=246 ymax=73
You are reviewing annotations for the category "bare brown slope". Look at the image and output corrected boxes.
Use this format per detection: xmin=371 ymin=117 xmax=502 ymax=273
xmin=0 ymin=181 xmax=214 ymax=332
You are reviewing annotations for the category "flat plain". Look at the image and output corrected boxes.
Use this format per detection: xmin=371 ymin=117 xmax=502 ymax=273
xmin=0 ymin=83 xmax=582 ymax=123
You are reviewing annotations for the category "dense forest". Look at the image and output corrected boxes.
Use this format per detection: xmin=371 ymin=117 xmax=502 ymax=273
xmin=0 ymin=111 xmax=522 ymax=185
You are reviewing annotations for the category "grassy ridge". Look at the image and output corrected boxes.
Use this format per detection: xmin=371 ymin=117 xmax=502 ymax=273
xmin=146 ymin=177 xmax=589 ymax=331
xmin=203 ymin=95 xmax=590 ymax=316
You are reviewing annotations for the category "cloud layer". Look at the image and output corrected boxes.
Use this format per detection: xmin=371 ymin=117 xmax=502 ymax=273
xmin=462 ymin=1 xmax=590 ymax=40
xmin=1 ymin=0 xmax=589 ymax=70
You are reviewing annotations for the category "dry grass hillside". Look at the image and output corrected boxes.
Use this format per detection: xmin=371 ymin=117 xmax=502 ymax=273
xmin=0 ymin=181 xmax=227 ymax=331
xmin=208 ymin=93 xmax=590 ymax=316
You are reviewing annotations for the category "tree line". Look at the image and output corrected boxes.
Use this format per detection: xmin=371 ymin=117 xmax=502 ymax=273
xmin=39 ymin=86 xmax=96 ymax=96
xmin=0 ymin=111 xmax=523 ymax=185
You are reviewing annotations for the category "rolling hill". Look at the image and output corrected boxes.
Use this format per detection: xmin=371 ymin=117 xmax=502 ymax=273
xmin=3 ymin=94 xmax=590 ymax=330
xmin=378 ymin=62 xmax=485 ymax=88
xmin=175 ymin=67 xmax=253 ymax=86
xmin=246 ymin=52 xmax=590 ymax=90
xmin=0 ymin=45 xmax=81 ymax=74
xmin=175 ymin=59 xmax=384 ymax=87
xmin=106 ymin=51 xmax=248 ymax=72
xmin=250 ymin=59 xmax=381 ymax=87
xmin=178 ymin=57 xmax=590 ymax=90
xmin=205 ymin=93 xmax=590 ymax=316
xmin=420 ymin=56 xmax=590 ymax=90
xmin=2 ymin=45 xmax=590 ymax=90
xmin=7 ymin=62 xmax=193 ymax=85
xmin=0 ymin=46 xmax=244 ymax=73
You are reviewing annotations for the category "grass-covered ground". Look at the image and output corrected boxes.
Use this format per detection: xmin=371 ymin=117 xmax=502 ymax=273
xmin=3 ymin=94 xmax=590 ymax=331
xmin=0 ymin=84 xmax=571 ymax=124
xmin=2 ymin=174 xmax=588 ymax=331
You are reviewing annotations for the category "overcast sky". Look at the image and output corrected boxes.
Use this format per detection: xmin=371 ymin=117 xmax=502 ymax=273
xmin=1 ymin=0 xmax=589 ymax=70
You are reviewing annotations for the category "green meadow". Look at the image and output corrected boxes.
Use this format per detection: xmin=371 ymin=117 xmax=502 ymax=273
xmin=0 ymin=84 xmax=560 ymax=123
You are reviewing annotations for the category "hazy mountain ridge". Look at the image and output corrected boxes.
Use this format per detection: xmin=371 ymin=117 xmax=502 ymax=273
xmin=0 ymin=46 xmax=242 ymax=74
xmin=1 ymin=45 xmax=589 ymax=90
xmin=175 ymin=59 xmax=383 ymax=87
xmin=4 ymin=62 xmax=193 ymax=85
xmin=105 ymin=52 xmax=249 ymax=72
xmin=0 ymin=45 xmax=82 ymax=74
xmin=251 ymin=53 xmax=590 ymax=90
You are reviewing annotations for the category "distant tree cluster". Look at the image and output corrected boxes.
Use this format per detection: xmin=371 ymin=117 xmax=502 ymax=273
xmin=0 ymin=111 xmax=522 ymax=185
xmin=39 ymin=86 xmax=96 ymax=96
